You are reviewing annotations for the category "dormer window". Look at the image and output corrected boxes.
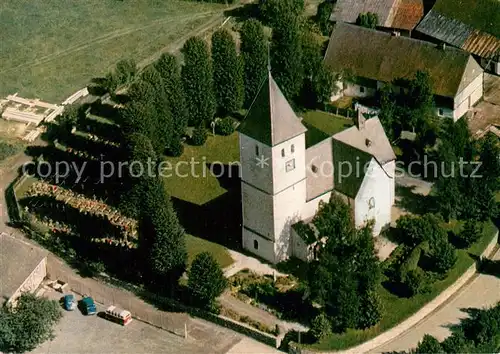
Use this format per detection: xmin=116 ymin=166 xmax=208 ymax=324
xmin=281 ymin=148 xmax=285 ymax=157
xmin=311 ymin=165 xmax=318 ymax=173
xmin=365 ymin=138 xmax=372 ymax=147
xmin=291 ymin=144 xmax=295 ymax=153
xmin=255 ymin=145 xmax=259 ymax=156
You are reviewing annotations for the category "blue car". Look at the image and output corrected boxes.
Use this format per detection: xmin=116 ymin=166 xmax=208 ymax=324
xmin=79 ymin=296 xmax=97 ymax=315
xmin=63 ymin=294 xmax=76 ymax=311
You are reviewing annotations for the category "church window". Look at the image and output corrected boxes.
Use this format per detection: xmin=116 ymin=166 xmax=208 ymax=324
xmin=438 ymin=108 xmax=444 ymax=116
xmin=255 ymin=145 xmax=259 ymax=156
xmin=311 ymin=165 xmax=318 ymax=173
xmin=285 ymin=159 xmax=295 ymax=172
xmin=368 ymin=197 xmax=375 ymax=209
xmin=253 ymin=240 xmax=259 ymax=250
xmin=281 ymin=148 xmax=285 ymax=157
xmin=360 ymin=86 xmax=365 ymax=93
xmin=291 ymin=144 xmax=295 ymax=153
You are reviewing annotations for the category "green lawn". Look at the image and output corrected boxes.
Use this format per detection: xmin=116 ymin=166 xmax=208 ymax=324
xmin=186 ymin=234 xmax=234 ymax=269
xmin=309 ymin=220 xmax=498 ymax=351
xmin=301 ymin=110 xmax=352 ymax=147
xmin=162 ymin=133 xmax=240 ymax=205
xmin=0 ymin=0 xmax=227 ymax=102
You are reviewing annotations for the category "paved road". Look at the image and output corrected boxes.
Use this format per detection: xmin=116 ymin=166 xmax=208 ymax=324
xmin=371 ymin=249 xmax=500 ymax=353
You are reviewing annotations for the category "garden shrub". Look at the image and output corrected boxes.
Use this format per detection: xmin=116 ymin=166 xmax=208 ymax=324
xmin=191 ymin=125 xmax=207 ymax=146
xmin=429 ymin=240 xmax=457 ymax=273
xmin=309 ymin=312 xmax=332 ymax=341
xmin=168 ymin=139 xmax=184 ymax=157
xmin=358 ymin=290 xmax=383 ymax=329
xmin=402 ymin=268 xmax=429 ymax=296
xmin=0 ymin=141 xmax=20 ymax=161
xmin=458 ymin=219 xmax=482 ymax=248
xmin=215 ymin=117 xmax=235 ymax=136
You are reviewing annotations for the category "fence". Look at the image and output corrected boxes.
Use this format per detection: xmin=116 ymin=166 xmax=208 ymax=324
xmin=6 ymin=173 xmax=30 ymax=224
xmin=322 ymin=103 xmax=356 ymax=119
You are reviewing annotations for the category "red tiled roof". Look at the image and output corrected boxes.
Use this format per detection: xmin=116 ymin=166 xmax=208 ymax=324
xmin=391 ymin=0 xmax=424 ymax=31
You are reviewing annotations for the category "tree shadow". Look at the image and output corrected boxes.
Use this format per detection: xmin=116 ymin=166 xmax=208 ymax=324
xmin=477 ymin=258 xmax=500 ymax=278
xmin=89 ymin=100 xmax=122 ymax=125
xmin=395 ymin=185 xmax=437 ymax=215
xmin=223 ymin=3 xmax=259 ymax=22
xmin=381 ymin=279 xmax=413 ymax=298
xmin=172 ymin=163 xmax=242 ymax=251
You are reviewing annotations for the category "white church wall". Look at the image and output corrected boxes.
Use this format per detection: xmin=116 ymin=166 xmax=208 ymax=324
xmin=291 ymin=227 xmax=313 ymax=262
xmin=242 ymin=228 xmax=276 ymax=264
xmin=271 ymin=134 xmax=306 ymax=194
xmin=239 ymin=134 xmax=274 ymax=195
xmin=354 ymin=159 xmax=393 ymax=235
xmin=241 ymin=182 xmax=275 ymax=239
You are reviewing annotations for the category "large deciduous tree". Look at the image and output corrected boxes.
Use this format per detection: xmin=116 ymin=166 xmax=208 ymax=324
xmin=212 ymin=29 xmax=244 ymax=114
xmin=316 ymin=1 xmax=334 ymax=36
xmin=0 ymin=294 xmax=62 ymax=353
xmin=181 ymin=37 xmax=216 ymax=126
xmin=240 ymin=19 xmax=268 ymax=108
xmin=258 ymin=0 xmax=304 ymax=26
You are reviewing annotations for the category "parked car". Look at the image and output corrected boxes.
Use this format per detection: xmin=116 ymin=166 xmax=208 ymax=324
xmin=79 ymin=296 xmax=97 ymax=315
xmin=63 ymin=294 xmax=76 ymax=311
xmin=103 ymin=305 xmax=133 ymax=326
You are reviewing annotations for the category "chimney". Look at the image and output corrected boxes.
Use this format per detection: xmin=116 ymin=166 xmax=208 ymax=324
xmin=355 ymin=110 xmax=366 ymax=130
xmin=392 ymin=31 xmax=400 ymax=37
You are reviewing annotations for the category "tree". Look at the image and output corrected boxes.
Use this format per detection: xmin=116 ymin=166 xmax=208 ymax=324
xmin=212 ymin=29 xmax=244 ymax=114
xmin=258 ymin=0 xmax=304 ymax=26
xmin=0 ymin=293 xmax=62 ymax=353
xmin=430 ymin=239 xmax=457 ymax=273
xmin=188 ymin=252 xmax=228 ymax=308
xmin=309 ymin=312 xmax=332 ymax=341
xmin=240 ymin=19 xmax=268 ymax=108
xmin=312 ymin=64 xmax=337 ymax=105
xmin=316 ymin=1 xmax=334 ymax=36
xmin=271 ymin=10 xmax=304 ymax=100
xmin=181 ymin=37 xmax=216 ymax=126
xmin=155 ymin=53 xmax=188 ymax=153
xmin=115 ymin=58 xmax=137 ymax=85
xmin=56 ymin=104 xmax=82 ymax=134
xmin=415 ymin=334 xmax=443 ymax=354
xmin=356 ymin=12 xmax=378 ymax=29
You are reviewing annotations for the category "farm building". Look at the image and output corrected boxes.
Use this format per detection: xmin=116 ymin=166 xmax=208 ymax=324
xmin=415 ymin=10 xmax=500 ymax=75
xmin=0 ymin=233 xmax=48 ymax=306
xmin=329 ymin=0 xmax=424 ymax=34
xmin=0 ymin=94 xmax=63 ymax=125
xmin=324 ymin=23 xmax=484 ymax=121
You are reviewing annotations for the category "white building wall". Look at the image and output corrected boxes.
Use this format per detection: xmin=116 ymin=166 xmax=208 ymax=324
xmin=453 ymin=74 xmax=483 ymax=121
xmin=241 ymin=182 xmax=274 ymax=239
xmin=291 ymin=228 xmax=313 ymax=262
xmin=242 ymin=228 xmax=276 ymax=263
xmin=272 ymin=179 xmax=307 ymax=262
xmin=239 ymin=134 xmax=274 ymax=195
xmin=271 ymin=134 xmax=306 ymax=194
xmin=302 ymin=192 xmax=332 ymax=221
xmin=343 ymin=83 xmax=377 ymax=98
xmin=354 ymin=159 xmax=393 ymax=235
xmin=8 ymin=258 xmax=47 ymax=305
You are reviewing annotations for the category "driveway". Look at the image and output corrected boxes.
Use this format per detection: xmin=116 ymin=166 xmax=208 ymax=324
xmin=371 ymin=248 xmax=500 ymax=353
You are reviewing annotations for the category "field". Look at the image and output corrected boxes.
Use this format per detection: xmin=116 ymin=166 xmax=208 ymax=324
xmin=0 ymin=0 xmax=229 ymax=102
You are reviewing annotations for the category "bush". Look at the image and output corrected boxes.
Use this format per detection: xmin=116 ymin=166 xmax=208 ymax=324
xmin=358 ymin=291 xmax=383 ymax=329
xmin=191 ymin=125 xmax=207 ymax=146
xmin=0 ymin=141 xmax=20 ymax=161
xmin=430 ymin=240 xmax=457 ymax=273
xmin=402 ymin=268 xmax=429 ymax=296
xmin=309 ymin=312 xmax=332 ymax=341
xmin=215 ymin=117 xmax=235 ymax=136
xmin=458 ymin=219 xmax=482 ymax=248
xmin=167 ymin=139 xmax=184 ymax=157
xmin=415 ymin=334 xmax=443 ymax=353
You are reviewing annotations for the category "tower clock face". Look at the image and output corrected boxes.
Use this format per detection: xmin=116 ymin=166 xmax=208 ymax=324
xmin=285 ymin=158 xmax=295 ymax=172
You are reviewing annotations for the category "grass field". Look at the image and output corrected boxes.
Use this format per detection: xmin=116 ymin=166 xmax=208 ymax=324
xmin=186 ymin=234 xmax=234 ymax=269
xmin=309 ymin=220 xmax=498 ymax=351
xmin=0 ymin=0 xmax=228 ymax=102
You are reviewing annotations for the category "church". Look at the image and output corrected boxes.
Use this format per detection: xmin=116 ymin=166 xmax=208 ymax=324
xmin=238 ymin=72 xmax=396 ymax=264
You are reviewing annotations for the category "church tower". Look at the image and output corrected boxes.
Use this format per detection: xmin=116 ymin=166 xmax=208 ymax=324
xmin=238 ymin=73 xmax=307 ymax=263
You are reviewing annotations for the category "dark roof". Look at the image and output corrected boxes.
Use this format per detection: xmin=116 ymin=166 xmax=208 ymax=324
xmin=332 ymin=117 xmax=396 ymax=198
xmin=238 ymin=72 xmax=307 ymax=146
xmin=432 ymin=0 xmax=500 ymax=38
xmin=0 ymin=233 xmax=47 ymax=303
xmin=416 ymin=10 xmax=500 ymax=60
xmin=329 ymin=0 xmax=424 ymax=30
xmin=324 ymin=23 xmax=483 ymax=98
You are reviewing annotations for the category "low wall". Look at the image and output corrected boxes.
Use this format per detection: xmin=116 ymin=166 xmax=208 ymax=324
xmin=290 ymin=230 xmax=499 ymax=354
xmin=6 ymin=173 xmax=30 ymax=224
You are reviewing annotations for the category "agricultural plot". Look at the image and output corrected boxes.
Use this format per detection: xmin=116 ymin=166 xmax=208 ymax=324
xmin=0 ymin=0 xmax=228 ymax=102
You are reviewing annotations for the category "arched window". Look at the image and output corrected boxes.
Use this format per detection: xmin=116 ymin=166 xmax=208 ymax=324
xmin=253 ymin=240 xmax=259 ymax=250
xmin=281 ymin=148 xmax=285 ymax=157
xmin=291 ymin=144 xmax=295 ymax=153
xmin=368 ymin=197 xmax=375 ymax=209
xmin=255 ymin=145 xmax=259 ymax=156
